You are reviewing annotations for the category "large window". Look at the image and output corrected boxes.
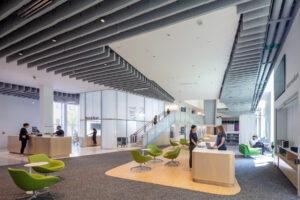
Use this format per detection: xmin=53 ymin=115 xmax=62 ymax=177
xmin=67 ymin=104 xmax=80 ymax=137
xmin=53 ymin=102 xmax=64 ymax=131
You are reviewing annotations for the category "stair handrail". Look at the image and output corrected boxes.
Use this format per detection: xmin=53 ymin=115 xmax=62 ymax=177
xmin=129 ymin=111 xmax=166 ymax=143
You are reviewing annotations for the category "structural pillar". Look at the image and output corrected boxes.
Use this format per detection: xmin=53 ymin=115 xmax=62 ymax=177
xmin=39 ymin=85 xmax=54 ymax=133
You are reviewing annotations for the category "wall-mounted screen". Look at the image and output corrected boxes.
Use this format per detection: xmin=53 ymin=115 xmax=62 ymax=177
xmin=274 ymin=55 xmax=286 ymax=100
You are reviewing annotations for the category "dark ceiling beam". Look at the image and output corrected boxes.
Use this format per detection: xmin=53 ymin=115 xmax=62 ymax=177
xmin=88 ymin=73 xmax=139 ymax=83
xmin=15 ymin=0 xmax=244 ymax=65
xmin=0 ymin=0 xmax=68 ymax=38
xmin=4 ymin=0 xmax=172 ymax=62
xmin=62 ymin=55 xmax=119 ymax=77
xmin=61 ymin=55 xmax=120 ymax=76
xmin=1 ymin=0 xmax=139 ymax=59
xmin=0 ymin=0 xmax=31 ymax=21
xmin=80 ymin=65 xmax=130 ymax=81
xmin=0 ymin=0 xmax=104 ymax=52
xmin=44 ymin=48 xmax=110 ymax=71
xmin=33 ymin=47 xmax=104 ymax=70
xmin=239 ymin=25 xmax=267 ymax=37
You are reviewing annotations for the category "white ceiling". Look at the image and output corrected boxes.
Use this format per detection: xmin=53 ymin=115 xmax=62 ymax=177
xmin=0 ymin=58 xmax=108 ymax=93
xmin=110 ymin=6 xmax=239 ymax=101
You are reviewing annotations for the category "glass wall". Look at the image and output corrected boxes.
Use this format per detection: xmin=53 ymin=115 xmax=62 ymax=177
xmin=81 ymin=90 xmax=165 ymax=149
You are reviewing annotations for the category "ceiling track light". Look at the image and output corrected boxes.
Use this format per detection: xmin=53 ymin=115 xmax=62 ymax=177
xmin=51 ymin=39 xmax=56 ymax=43
xmin=18 ymin=52 xmax=23 ymax=56
xmin=100 ymin=18 xmax=105 ymax=23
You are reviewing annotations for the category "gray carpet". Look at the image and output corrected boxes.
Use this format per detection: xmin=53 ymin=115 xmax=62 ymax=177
xmin=0 ymin=150 xmax=298 ymax=200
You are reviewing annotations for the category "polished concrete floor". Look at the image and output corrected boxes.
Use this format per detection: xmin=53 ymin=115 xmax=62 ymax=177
xmin=0 ymin=145 xmax=139 ymax=167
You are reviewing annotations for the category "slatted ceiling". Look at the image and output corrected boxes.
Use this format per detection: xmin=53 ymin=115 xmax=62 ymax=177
xmin=2 ymin=0 xmax=265 ymax=102
xmin=0 ymin=0 xmax=32 ymax=21
xmin=0 ymin=81 xmax=79 ymax=103
xmin=44 ymin=48 xmax=112 ymax=72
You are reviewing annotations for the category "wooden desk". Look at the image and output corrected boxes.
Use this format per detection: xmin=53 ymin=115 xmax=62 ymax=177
xmin=8 ymin=136 xmax=72 ymax=158
xmin=86 ymin=136 xmax=101 ymax=146
xmin=203 ymin=135 xmax=217 ymax=142
xmin=192 ymin=148 xmax=235 ymax=187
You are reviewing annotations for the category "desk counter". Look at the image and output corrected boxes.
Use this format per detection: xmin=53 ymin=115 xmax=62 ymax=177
xmin=8 ymin=135 xmax=72 ymax=158
xmin=192 ymin=148 xmax=235 ymax=187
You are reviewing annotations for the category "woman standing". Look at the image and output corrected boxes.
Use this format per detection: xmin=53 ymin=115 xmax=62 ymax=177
xmin=91 ymin=128 xmax=97 ymax=145
xmin=213 ymin=125 xmax=227 ymax=150
xmin=189 ymin=125 xmax=201 ymax=168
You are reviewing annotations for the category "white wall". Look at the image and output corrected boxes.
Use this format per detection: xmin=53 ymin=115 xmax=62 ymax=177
xmin=0 ymin=94 xmax=40 ymax=150
xmin=239 ymin=113 xmax=257 ymax=145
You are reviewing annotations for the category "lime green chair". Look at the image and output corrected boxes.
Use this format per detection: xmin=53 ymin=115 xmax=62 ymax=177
xmin=239 ymin=144 xmax=260 ymax=157
xmin=147 ymin=144 xmax=163 ymax=163
xmin=179 ymin=138 xmax=190 ymax=147
xmin=163 ymin=147 xmax=181 ymax=166
xmin=28 ymin=154 xmax=65 ymax=175
xmin=8 ymin=168 xmax=60 ymax=199
xmin=130 ymin=150 xmax=152 ymax=171
xmin=170 ymin=139 xmax=179 ymax=148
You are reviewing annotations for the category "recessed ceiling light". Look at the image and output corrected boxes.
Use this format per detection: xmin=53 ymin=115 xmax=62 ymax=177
xmin=166 ymin=33 xmax=171 ymax=37
xmin=100 ymin=18 xmax=105 ymax=23
xmin=52 ymin=39 xmax=56 ymax=43
xmin=152 ymin=56 xmax=156 ymax=58
xmin=196 ymin=19 xmax=203 ymax=26
xmin=18 ymin=52 xmax=23 ymax=56
xmin=104 ymin=63 xmax=107 ymax=66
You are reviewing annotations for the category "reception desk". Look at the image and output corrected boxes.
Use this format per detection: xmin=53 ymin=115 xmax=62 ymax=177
xmin=86 ymin=136 xmax=101 ymax=146
xmin=192 ymin=148 xmax=235 ymax=187
xmin=8 ymin=136 xmax=72 ymax=158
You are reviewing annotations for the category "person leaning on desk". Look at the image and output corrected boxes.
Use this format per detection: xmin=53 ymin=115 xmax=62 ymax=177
xmin=55 ymin=125 xmax=64 ymax=137
xmin=189 ymin=125 xmax=201 ymax=168
xmin=213 ymin=125 xmax=227 ymax=150
xmin=19 ymin=123 xmax=32 ymax=156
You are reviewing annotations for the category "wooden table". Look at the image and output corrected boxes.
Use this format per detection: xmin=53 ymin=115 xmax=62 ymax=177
xmin=8 ymin=136 xmax=72 ymax=158
xmin=24 ymin=162 xmax=48 ymax=173
xmin=192 ymin=147 xmax=235 ymax=187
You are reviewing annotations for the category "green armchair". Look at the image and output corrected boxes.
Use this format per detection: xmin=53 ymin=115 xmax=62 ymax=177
xmin=239 ymin=144 xmax=260 ymax=157
xmin=163 ymin=147 xmax=181 ymax=166
xmin=8 ymin=168 xmax=60 ymax=199
xmin=28 ymin=154 xmax=65 ymax=175
xmin=179 ymin=138 xmax=190 ymax=147
xmin=130 ymin=150 xmax=152 ymax=171
xmin=169 ymin=139 xmax=179 ymax=148
xmin=147 ymin=144 xmax=163 ymax=163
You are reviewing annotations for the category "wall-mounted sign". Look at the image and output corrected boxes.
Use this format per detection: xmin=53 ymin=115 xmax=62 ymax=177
xmin=85 ymin=116 xmax=100 ymax=120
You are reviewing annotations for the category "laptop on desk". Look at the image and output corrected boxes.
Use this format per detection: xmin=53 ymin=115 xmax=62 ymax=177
xmin=205 ymin=142 xmax=214 ymax=149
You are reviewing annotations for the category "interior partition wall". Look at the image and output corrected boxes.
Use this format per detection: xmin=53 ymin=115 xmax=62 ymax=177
xmin=80 ymin=90 xmax=165 ymax=149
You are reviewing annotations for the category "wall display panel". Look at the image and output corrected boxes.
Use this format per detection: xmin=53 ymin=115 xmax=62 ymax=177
xmin=102 ymin=90 xmax=117 ymax=119
xmin=85 ymin=91 xmax=101 ymax=119
xmin=102 ymin=120 xmax=117 ymax=149
xmin=117 ymin=92 xmax=127 ymax=120
xmin=117 ymin=120 xmax=127 ymax=138
xmin=136 ymin=95 xmax=145 ymax=121
xmin=127 ymin=93 xmax=137 ymax=120
xmin=145 ymin=98 xmax=154 ymax=121
xmin=274 ymin=55 xmax=286 ymax=100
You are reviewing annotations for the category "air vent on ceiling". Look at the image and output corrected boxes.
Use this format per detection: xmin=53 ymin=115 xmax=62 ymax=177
xmin=17 ymin=0 xmax=53 ymax=18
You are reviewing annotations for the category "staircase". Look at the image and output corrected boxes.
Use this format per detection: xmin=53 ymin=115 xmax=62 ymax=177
xmin=129 ymin=111 xmax=204 ymax=148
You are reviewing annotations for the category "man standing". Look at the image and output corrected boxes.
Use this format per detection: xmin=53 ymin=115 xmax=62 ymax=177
xmin=19 ymin=123 xmax=30 ymax=156
xmin=55 ymin=126 xmax=65 ymax=136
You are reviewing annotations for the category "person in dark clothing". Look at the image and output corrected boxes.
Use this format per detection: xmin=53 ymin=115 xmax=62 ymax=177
xmin=19 ymin=123 xmax=30 ymax=155
xmin=189 ymin=125 xmax=201 ymax=168
xmin=153 ymin=115 xmax=158 ymax=125
xmin=91 ymin=128 xmax=97 ymax=145
xmin=167 ymin=109 xmax=170 ymax=115
xmin=213 ymin=125 xmax=227 ymax=150
xmin=250 ymin=135 xmax=265 ymax=155
xmin=55 ymin=126 xmax=64 ymax=136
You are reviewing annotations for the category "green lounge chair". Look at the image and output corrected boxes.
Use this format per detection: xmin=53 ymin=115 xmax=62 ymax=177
xmin=8 ymin=168 xmax=60 ymax=199
xmin=130 ymin=150 xmax=152 ymax=171
xmin=179 ymin=138 xmax=190 ymax=147
xmin=170 ymin=139 xmax=179 ymax=148
xmin=163 ymin=147 xmax=181 ymax=166
xmin=28 ymin=154 xmax=65 ymax=175
xmin=239 ymin=144 xmax=260 ymax=157
xmin=147 ymin=144 xmax=163 ymax=163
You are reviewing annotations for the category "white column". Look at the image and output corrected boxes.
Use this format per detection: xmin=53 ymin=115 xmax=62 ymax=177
xmin=79 ymin=92 xmax=87 ymax=147
xmin=239 ymin=113 xmax=257 ymax=145
xmin=39 ymin=85 xmax=54 ymax=133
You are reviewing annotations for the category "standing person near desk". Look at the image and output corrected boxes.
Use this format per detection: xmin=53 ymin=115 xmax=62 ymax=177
xmin=19 ymin=123 xmax=30 ymax=156
xmin=55 ymin=126 xmax=64 ymax=137
xmin=91 ymin=128 xmax=97 ymax=145
xmin=189 ymin=125 xmax=201 ymax=168
xmin=213 ymin=125 xmax=227 ymax=150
